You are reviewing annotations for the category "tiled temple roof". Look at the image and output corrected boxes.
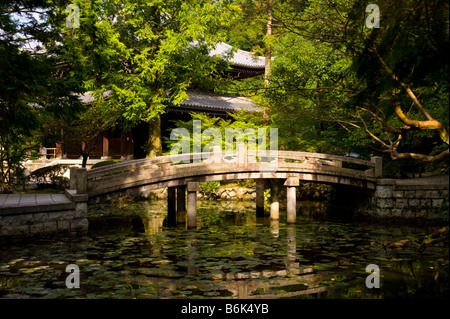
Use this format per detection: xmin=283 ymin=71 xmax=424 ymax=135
xmin=176 ymin=91 xmax=259 ymax=112
xmin=208 ymin=42 xmax=266 ymax=69
xmin=79 ymin=90 xmax=259 ymax=113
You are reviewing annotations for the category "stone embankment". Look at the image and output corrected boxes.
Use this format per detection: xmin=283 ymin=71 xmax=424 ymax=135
xmin=0 ymin=193 xmax=88 ymax=240
xmin=367 ymin=175 xmax=449 ymax=220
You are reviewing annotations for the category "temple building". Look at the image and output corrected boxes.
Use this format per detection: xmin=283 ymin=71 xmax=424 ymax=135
xmin=49 ymin=42 xmax=265 ymax=161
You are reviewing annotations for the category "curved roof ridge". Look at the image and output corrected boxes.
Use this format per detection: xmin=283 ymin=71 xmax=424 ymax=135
xmin=208 ymin=42 xmax=266 ymax=69
xmin=180 ymin=90 xmax=260 ymax=112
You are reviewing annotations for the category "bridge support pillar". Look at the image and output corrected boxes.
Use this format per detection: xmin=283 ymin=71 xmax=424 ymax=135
xmin=167 ymin=187 xmax=177 ymax=226
xmin=177 ymin=186 xmax=186 ymax=224
xmin=286 ymin=188 xmax=297 ymax=223
xmin=285 ymin=177 xmax=299 ymax=223
xmin=256 ymin=179 xmax=265 ymax=217
xmin=270 ymin=181 xmax=279 ymax=220
xmin=187 ymin=182 xmax=199 ymax=228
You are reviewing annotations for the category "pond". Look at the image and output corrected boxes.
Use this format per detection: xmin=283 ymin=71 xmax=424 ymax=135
xmin=0 ymin=199 xmax=448 ymax=299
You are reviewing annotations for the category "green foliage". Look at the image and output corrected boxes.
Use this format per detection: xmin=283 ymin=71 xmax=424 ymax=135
xmin=163 ymin=110 xmax=271 ymax=154
xmin=1 ymin=1 xmax=90 ymax=190
xmin=382 ymin=159 xmax=427 ymax=178
xmin=232 ymin=0 xmax=450 ymax=168
xmin=199 ymin=181 xmax=220 ymax=195
xmin=50 ymin=0 xmax=241 ymax=130
xmin=225 ymin=0 xmax=270 ymax=53
xmin=29 ymin=164 xmax=70 ymax=189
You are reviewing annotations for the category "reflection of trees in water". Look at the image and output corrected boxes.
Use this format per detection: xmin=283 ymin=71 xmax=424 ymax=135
xmin=106 ymin=200 xmax=447 ymax=299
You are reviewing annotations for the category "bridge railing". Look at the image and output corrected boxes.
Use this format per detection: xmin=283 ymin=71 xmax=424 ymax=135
xmin=87 ymin=145 xmax=382 ymax=183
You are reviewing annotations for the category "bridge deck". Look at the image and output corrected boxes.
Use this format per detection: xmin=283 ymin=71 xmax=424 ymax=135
xmin=84 ymin=148 xmax=380 ymax=199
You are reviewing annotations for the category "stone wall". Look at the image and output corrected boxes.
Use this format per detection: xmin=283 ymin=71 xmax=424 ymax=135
xmin=148 ymin=186 xmax=257 ymax=201
xmin=149 ymin=182 xmax=330 ymax=202
xmin=366 ymin=178 xmax=449 ymax=221
xmin=0 ymin=202 xmax=88 ymax=240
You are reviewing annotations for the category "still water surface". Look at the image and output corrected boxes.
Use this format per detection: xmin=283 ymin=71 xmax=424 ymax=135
xmin=0 ymin=199 xmax=448 ymax=299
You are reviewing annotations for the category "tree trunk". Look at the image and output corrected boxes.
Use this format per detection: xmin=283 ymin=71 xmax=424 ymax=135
xmin=316 ymin=79 xmax=323 ymax=147
xmin=263 ymin=0 xmax=273 ymax=126
xmin=146 ymin=6 xmax=163 ymax=158
xmin=264 ymin=0 xmax=272 ymax=86
xmin=81 ymin=153 xmax=88 ymax=168
xmin=147 ymin=115 xmax=162 ymax=157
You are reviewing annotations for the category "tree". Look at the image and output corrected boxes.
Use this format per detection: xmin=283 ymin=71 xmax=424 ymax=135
xmin=226 ymin=0 xmax=291 ymax=125
xmin=48 ymin=0 xmax=240 ymax=158
xmin=270 ymin=0 xmax=449 ymax=163
xmin=265 ymin=31 xmax=356 ymax=154
xmin=0 ymin=0 xmax=70 ymax=192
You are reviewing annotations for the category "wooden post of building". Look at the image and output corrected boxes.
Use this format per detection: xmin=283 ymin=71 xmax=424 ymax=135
xmin=270 ymin=181 xmax=279 ymax=220
xmin=55 ymin=142 xmax=63 ymax=159
xmin=256 ymin=179 xmax=265 ymax=217
xmin=285 ymin=177 xmax=299 ymax=223
xmin=187 ymin=182 xmax=199 ymax=228
xmin=124 ymin=131 xmax=134 ymax=160
xmin=167 ymin=187 xmax=176 ymax=226
xmin=177 ymin=185 xmax=186 ymax=224
xmin=102 ymin=131 xmax=111 ymax=159
xmin=120 ymin=132 xmax=126 ymax=160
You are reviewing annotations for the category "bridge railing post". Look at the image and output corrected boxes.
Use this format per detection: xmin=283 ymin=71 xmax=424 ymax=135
xmin=70 ymin=167 xmax=87 ymax=194
xmin=211 ymin=145 xmax=222 ymax=164
xmin=69 ymin=166 xmax=78 ymax=190
xmin=371 ymin=156 xmax=383 ymax=178
xmin=237 ymin=143 xmax=248 ymax=167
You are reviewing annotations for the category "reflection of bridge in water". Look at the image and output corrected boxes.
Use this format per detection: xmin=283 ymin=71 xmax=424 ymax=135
xmin=135 ymin=210 xmax=346 ymax=298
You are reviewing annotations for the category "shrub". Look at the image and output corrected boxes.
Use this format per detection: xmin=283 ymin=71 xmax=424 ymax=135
xmin=199 ymin=181 xmax=220 ymax=195
xmin=29 ymin=164 xmax=70 ymax=189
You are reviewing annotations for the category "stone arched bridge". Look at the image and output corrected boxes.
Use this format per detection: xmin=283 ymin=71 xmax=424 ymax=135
xmin=68 ymin=145 xmax=382 ymax=227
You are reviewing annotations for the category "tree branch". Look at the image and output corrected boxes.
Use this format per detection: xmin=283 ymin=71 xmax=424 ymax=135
xmin=392 ymin=148 xmax=450 ymax=163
